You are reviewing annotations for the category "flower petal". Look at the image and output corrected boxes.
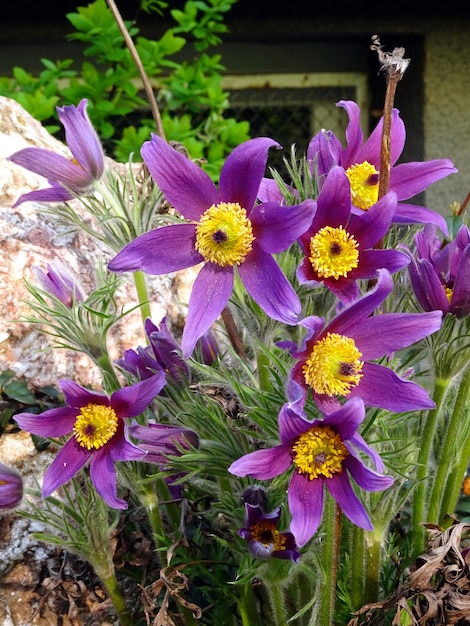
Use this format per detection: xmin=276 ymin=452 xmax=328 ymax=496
xmin=9 ymin=148 xmax=91 ymax=190
xmin=349 ymin=362 xmax=435 ymax=411
xmin=312 ymin=166 xmax=351 ymax=231
xmin=15 ymin=406 xmax=78 ymax=438
xmin=307 ymin=129 xmax=342 ymax=179
xmin=181 ymin=263 xmax=233 ymax=358
xmin=393 ymin=202 xmax=449 ymax=235
xmin=141 ymin=134 xmax=219 ymax=220
xmin=278 ymin=403 xmax=312 ymax=443
xmin=108 ymin=224 xmax=201 ymax=274
xmin=58 ymin=99 xmax=104 ymax=179
xmin=347 ymin=191 xmax=397 ymax=248
xmin=337 ymin=100 xmax=364 ymax=166
xmin=288 ymin=471 xmax=324 ymax=547
xmin=350 ymin=310 xmax=442 ymax=360
xmin=11 ymin=185 xmax=74 ymax=207
xmin=219 ymin=137 xmax=281 ymax=210
xmin=344 ymin=454 xmax=394 ymax=492
xmin=251 ymin=200 xmax=315 ymax=253
xmin=323 ymin=397 xmax=365 ymax=441
xmin=326 ymin=472 xmax=373 ymax=530
xmin=42 ymin=438 xmax=90 ymax=497
xmin=111 ymin=373 xmax=166 ymax=417
xmin=390 ymin=160 xmax=458 ymax=200
xmin=60 ymin=379 xmax=108 ymax=408
xmin=238 ymin=248 xmax=300 ymax=325
xmin=228 ymin=445 xmax=291 ymax=480
xmin=90 ymin=448 xmax=127 ymax=509
xmin=257 ymin=177 xmax=283 ymax=204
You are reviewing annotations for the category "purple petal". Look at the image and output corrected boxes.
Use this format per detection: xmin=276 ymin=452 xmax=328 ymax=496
xmin=42 ymin=438 xmax=90 ymax=497
xmin=350 ymin=249 xmax=410 ymax=279
xmin=347 ymin=191 xmax=397 ymax=248
xmin=348 ymin=432 xmax=385 ymax=473
xmin=257 ymin=177 xmax=283 ymax=204
xmin=278 ymin=403 xmax=312 ymax=443
xmin=312 ymin=166 xmax=351 ymax=231
xmin=219 ymin=137 xmax=281 ymax=210
xmin=90 ymin=449 xmax=127 ymax=509
xmin=9 ymin=148 xmax=91 ymax=190
xmin=360 ymin=109 xmax=405 ymax=168
xmin=108 ymin=430 xmax=147 ymax=462
xmin=337 ymin=100 xmax=364 ymax=166
xmin=15 ymin=406 xmax=77 ymax=438
xmin=111 ymin=373 xmax=166 ymax=417
xmin=393 ymin=202 xmax=449 ymax=235
xmin=141 ymin=135 xmax=219 ymax=221
xmin=323 ymin=397 xmax=365 ymax=441
xmin=239 ymin=248 xmax=300 ymax=325
xmin=108 ymin=224 xmax=201 ymax=274
xmin=349 ymin=362 xmax=435 ymax=411
xmin=327 ymin=269 xmax=394 ymax=336
xmin=251 ymin=200 xmax=315 ymax=253
xmin=307 ymin=129 xmax=342 ymax=179
xmin=288 ymin=471 xmax=324 ymax=547
xmin=451 ymin=245 xmax=470 ymax=317
xmin=59 ymin=379 xmax=108 ymax=408
xmin=11 ymin=185 xmax=74 ymax=207
xmin=408 ymin=258 xmax=450 ymax=313
xmin=390 ymin=159 xmax=457 ymax=200
xmin=57 ymin=99 xmax=104 ymax=179
xmin=350 ymin=310 xmax=442 ymax=360
xmin=228 ymin=445 xmax=291 ymax=480
xmin=181 ymin=263 xmax=233 ymax=358
xmin=326 ymin=472 xmax=373 ymax=530
xmin=344 ymin=455 xmax=394 ymax=492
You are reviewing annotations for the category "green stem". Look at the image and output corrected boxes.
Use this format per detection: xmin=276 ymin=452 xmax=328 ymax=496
xmin=133 ymin=270 xmax=152 ymax=329
xmin=363 ymin=527 xmax=384 ymax=605
xmin=238 ymin=581 xmax=263 ymax=626
xmin=100 ymin=571 xmax=133 ymax=626
xmin=412 ymin=376 xmax=450 ymax=555
xmin=349 ymin=525 xmax=365 ymax=611
xmin=317 ymin=494 xmax=338 ymax=626
xmin=256 ymin=348 xmax=273 ymax=393
xmin=431 ymin=365 xmax=470 ymax=523
xmin=268 ymin=584 xmax=288 ymax=626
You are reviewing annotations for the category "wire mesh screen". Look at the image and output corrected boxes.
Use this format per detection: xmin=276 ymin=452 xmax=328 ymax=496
xmin=226 ymin=85 xmax=359 ymax=176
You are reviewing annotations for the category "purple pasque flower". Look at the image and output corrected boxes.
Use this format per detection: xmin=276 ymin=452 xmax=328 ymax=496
xmin=117 ymin=317 xmax=190 ymax=381
xmin=281 ymin=269 xmax=442 ymax=414
xmin=32 ymin=258 xmax=85 ymax=307
xmin=238 ymin=503 xmax=301 ymax=562
xmin=108 ymin=135 xmax=315 ymax=357
xmin=296 ymin=165 xmax=409 ymax=303
xmin=0 ymin=463 xmax=23 ymax=510
xmin=230 ymin=397 xmax=394 ymax=547
xmin=9 ymin=99 xmax=104 ymax=207
xmin=14 ymin=374 xmax=166 ymax=509
xmin=407 ymin=224 xmax=470 ymax=318
xmin=130 ymin=422 xmax=199 ymax=465
xmin=333 ymin=100 xmax=457 ymax=234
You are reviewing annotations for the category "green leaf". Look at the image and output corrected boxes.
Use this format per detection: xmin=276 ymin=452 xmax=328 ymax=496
xmin=3 ymin=380 xmax=36 ymax=404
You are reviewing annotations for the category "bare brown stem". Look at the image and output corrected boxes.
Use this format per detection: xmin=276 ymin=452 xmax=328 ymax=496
xmin=105 ymin=0 xmax=166 ymax=140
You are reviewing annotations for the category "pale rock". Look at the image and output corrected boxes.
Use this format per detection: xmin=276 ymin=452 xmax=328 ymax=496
xmin=0 ymin=96 xmax=195 ymax=391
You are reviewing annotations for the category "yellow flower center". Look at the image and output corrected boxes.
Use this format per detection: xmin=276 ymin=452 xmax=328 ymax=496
xmin=250 ymin=520 xmax=287 ymax=551
xmin=309 ymin=226 xmax=359 ymax=279
xmin=73 ymin=403 xmax=118 ymax=450
xmin=292 ymin=425 xmax=348 ymax=479
xmin=345 ymin=161 xmax=379 ymax=211
xmin=302 ymin=332 xmax=364 ymax=396
xmin=445 ymin=286 xmax=453 ymax=303
xmin=195 ymin=202 xmax=255 ymax=267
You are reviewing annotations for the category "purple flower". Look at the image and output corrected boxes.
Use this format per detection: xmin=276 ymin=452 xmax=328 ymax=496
xmin=117 ymin=317 xmax=190 ymax=381
xmin=238 ymin=503 xmax=301 ymax=561
xmin=32 ymin=258 xmax=85 ymax=307
xmin=108 ymin=135 xmax=315 ymax=357
xmin=296 ymin=165 xmax=409 ymax=303
xmin=407 ymin=224 xmax=470 ymax=318
xmin=130 ymin=422 xmax=199 ymax=465
xmin=8 ymin=99 xmax=104 ymax=207
xmin=14 ymin=374 xmax=166 ymax=509
xmin=330 ymin=100 xmax=457 ymax=234
xmin=281 ymin=269 xmax=442 ymax=414
xmin=0 ymin=463 xmax=23 ymax=510
xmin=230 ymin=397 xmax=394 ymax=547
xmin=131 ymin=422 xmax=199 ymax=501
